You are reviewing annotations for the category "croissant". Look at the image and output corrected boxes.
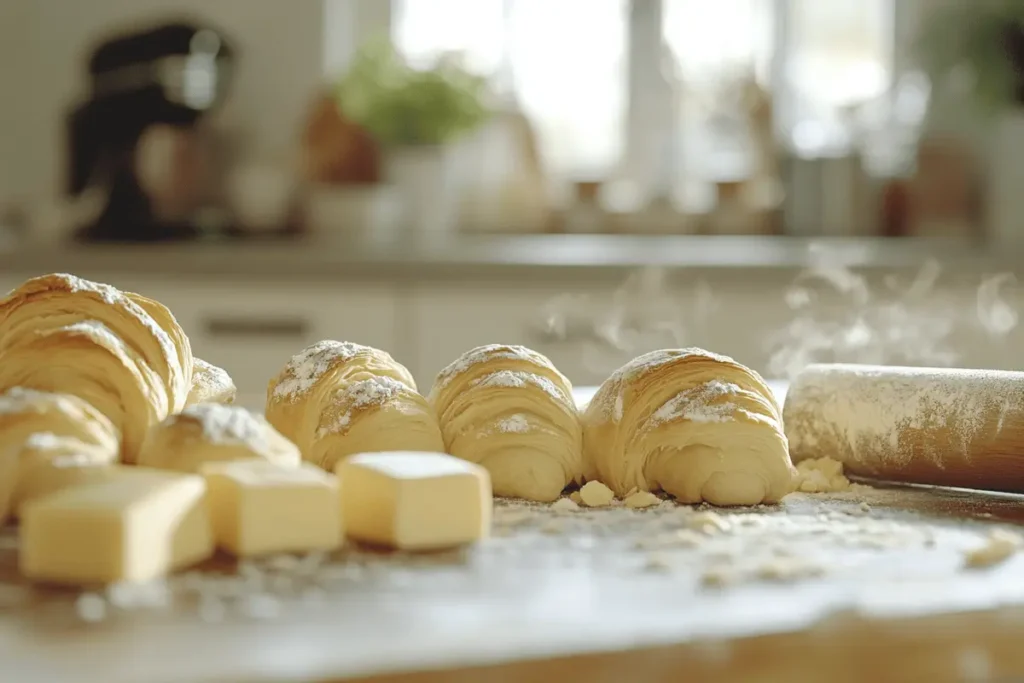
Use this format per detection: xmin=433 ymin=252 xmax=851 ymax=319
xmin=582 ymin=348 xmax=796 ymax=506
xmin=428 ymin=344 xmax=583 ymax=502
xmin=266 ymin=340 xmax=444 ymax=470
xmin=0 ymin=388 xmax=119 ymax=522
xmin=187 ymin=358 xmax=237 ymax=406
xmin=138 ymin=403 xmax=300 ymax=473
xmin=0 ymin=274 xmax=193 ymax=462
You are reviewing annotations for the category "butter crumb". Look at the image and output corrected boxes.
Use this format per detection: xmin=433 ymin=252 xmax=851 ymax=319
xmin=964 ymin=529 xmax=1022 ymax=569
xmin=795 ymin=457 xmax=851 ymax=493
xmin=625 ymin=491 xmax=661 ymax=509
xmin=579 ymin=481 xmax=616 ymax=508
xmin=569 ymin=491 xmax=583 ymax=505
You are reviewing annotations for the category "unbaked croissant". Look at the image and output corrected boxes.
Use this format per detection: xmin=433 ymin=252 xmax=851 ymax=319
xmin=582 ymin=348 xmax=796 ymax=506
xmin=0 ymin=274 xmax=193 ymax=463
xmin=266 ymin=340 xmax=445 ymax=470
xmin=138 ymin=402 xmax=299 ymax=473
xmin=428 ymin=344 xmax=583 ymax=502
xmin=187 ymin=358 xmax=237 ymax=406
xmin=0 ymin=388 xmax=119 ymax=522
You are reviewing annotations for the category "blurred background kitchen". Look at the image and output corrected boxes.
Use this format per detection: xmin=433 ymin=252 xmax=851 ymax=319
xmin=2 ymin=0 xmax=1024 ymax=409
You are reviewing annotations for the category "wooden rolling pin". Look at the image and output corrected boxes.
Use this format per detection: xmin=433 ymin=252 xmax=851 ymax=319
xmin=783 ymin=363 xmax=1024 ymax=493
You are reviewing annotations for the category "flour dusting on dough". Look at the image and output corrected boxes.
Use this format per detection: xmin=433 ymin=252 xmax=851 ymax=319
xmin=785 ymin=365 xmax=1021 ymax=470
xmin=273 ymin=341 xmax=369 ymax=400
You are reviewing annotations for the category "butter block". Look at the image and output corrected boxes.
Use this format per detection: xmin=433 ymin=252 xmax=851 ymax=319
xmin=336 ymin=451 xmax=491 ymax=551
xmin=202 ymin=460 xmax=342 ymax=557
xmin=20 ymin=469 xmax=213 ymax=585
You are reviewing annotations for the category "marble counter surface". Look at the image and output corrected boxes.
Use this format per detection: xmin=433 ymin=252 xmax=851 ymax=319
xmin=0 ymin=234 xmax=1001 ymax=282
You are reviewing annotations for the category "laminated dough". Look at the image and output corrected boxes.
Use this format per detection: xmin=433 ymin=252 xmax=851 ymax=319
xmin=581 ymin=348 xmax=796 ymax=506
xmin=428 ymin=344 xmax=583 ymax=502
xmin=187 ymin=358 xmax=237 ymax=406
xmin=0 ymin=274 xmax=193 ymax=462
xmin=0 ymin=388 xmax=120 ymax=522
xmin=137 ymin=403 xmax=300 ymax=474
xmin=266 ymin=340 xmax=445 ymax=470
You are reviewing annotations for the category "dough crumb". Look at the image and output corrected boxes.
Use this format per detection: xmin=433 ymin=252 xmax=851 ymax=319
xmin=756 ymin=558 xmax=825 ymax=582
xmin=634 ymin=529 xmax=704 ymax=550
xmin=795 ymin=457 xmax=851 ymax=493
xmin=644 ymin=553 xmax=673 ymax=572
xmin=700 ymin=567 xmax=738 ymax=588
xmin=964 ymin=529 xmax=1023 ymax=569
xmin=541 ymin=520 xmax=564 ymax=535
xmin=551 ymin=497 xmax=579 ymax=512
xmin=625 ymin=491 xmax=661 ymax=509
xmin=569 ymin=491 xmax=583 ymax=505
xmin=493 ymin=509 xmax=533 ymax=527
xmin=75 ymin=592 xmax=107 ymax=623
xmin=688 ymin=511 xmax=732 ymax=535
xmin=579 ymin=481 xmax=616 ymax=508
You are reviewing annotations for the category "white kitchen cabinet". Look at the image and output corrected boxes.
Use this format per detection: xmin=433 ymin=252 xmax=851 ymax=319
xmin=132 ymin=280 xmax=400 ymax=408
xmin=406 ymin=277 xmax=798 ymax=389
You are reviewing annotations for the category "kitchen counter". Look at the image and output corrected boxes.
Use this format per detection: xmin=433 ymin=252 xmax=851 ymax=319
xmin=0 ymin=234 xmax=1002 ymax=282
xmin=4 ymin=386 xmax=1024 ymax=682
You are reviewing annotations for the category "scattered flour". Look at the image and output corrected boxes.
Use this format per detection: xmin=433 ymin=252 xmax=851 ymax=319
xmin=0 ymin=387 xmax=54 ymax=414
xmin=318 ymin=376 xmax=406 ymax=436
xmin=473 ymin=370 xmax=566 ymax=402
xmin=648 ymin=379 xmax=744 ymax=429
xmin=272 ymin=341 xmax=369 ymax=400
xmin=177 ymin=403 xmax=268 ymax=447
xmin=52 ymin=274 xmax=178 ymax=370
xmin=491 ymin=414 xmax=531 ymax=435
xmin=589 ymin=348 xmax=738 ymax=424
xmin=431 ymin=345 xmax=561 ymax=399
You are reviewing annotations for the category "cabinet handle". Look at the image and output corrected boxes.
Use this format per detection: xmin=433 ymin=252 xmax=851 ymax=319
xmin=202 ymin=316 xmax=309 ymax=339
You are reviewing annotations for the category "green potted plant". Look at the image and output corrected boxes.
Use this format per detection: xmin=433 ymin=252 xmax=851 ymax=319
xmin=335 ymin=39 xmax=490 ymax=241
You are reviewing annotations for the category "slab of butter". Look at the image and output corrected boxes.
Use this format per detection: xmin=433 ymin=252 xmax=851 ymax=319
xmin=20 ymin=468 xmax=213 ymax=585
xmin=336 ymin=451 xmax=491 ymax=551
xmin=202 ymin=459 xmax=342 ymax=557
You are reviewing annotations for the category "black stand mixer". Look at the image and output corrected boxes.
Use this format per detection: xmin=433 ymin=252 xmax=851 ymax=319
xmin=66 ymin=20 xmax=235 ymax=242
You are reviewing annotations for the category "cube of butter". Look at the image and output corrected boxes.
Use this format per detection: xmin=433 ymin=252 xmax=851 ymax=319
xmin=202 ymin=460 xmax=342 ymax=557
xmin=20 ymin=468 xmax=213 ymax=585
xmin=336 ymin=451 xmax=491 ymax=551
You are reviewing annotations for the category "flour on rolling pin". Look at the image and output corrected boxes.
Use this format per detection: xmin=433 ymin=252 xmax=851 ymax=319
xmin=783 ymin=364 xmax=1024 ymax=485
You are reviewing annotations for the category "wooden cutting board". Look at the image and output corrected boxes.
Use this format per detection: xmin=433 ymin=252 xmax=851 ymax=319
xmin=3 ymin=388 xmax=1024 ymax=683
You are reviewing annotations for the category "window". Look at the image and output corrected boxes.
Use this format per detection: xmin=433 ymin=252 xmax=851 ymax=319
xmin=341 ymin=0 xmax=899 ymax=213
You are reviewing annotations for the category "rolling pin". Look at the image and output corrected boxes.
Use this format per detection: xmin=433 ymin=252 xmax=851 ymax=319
xmin=782 ymin=363 xmax=1024 ymax=493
